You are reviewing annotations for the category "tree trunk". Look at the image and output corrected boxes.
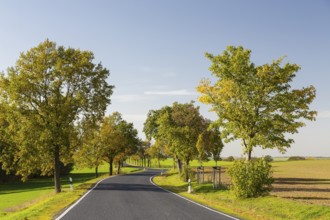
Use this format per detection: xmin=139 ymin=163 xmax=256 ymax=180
xmin=95 ymin=166 xmax=98 ymax=178
xmin=243 ymin=139 xmax=252 ymax=161
xmin=54 ymin=145 xmax=61 ymax=193
xmin=157 ymin=157 xmax=160 ymax=168
xmin=247 ymin=150 xmax=252 ymax=161
xmin=184 ymin=160 xmax=190 ymax=182
xmin=109 ymin=158 xmax=113 ymax=176
xmin=177 ymin=158 xmax=182 ymax=174
xmin=117 ymin=161 xmax=120 ymax=174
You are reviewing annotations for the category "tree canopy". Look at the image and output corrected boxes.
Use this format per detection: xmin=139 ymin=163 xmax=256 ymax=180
xmin=144 ymin=102 xmax=207 ymax=179
xmin=0 ymin=39 xmax=114 ymax=192
xmin=196 ymin=124 xmax=224 ymax=166
xmin=101 ymin=112 xmax=139 ymax=175
xmin=197 ymin=46 xmax=316 ymax=160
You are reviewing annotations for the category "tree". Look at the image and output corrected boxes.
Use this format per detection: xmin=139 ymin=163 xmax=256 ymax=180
xmin=73 ymin=120 xmax=105 ymax=177
xmin=143 ymin=107 xmax=171 ymax=141
xmin=114 ymin=120 xmax=139 ymax=174
xmin=0 ymin=104 xmax=19 ymax=181
xmin=144 ymin=102 xmax=205 ymax=180
xmin=135 ymin=140 xmax=151 ymax=167
xmin=101 ymin=112 xmax=125 ymax=176
xmin=197 ymin=46 xmax=316 ymax=160
xmin=101 ymin=112 xmax=139 ymax=175
xmin=147 ymin=140 xmax=167 ymax=168
xmin=0 ymin=40 xmax=114 ymax=192
xmin=196 ymin=124 xmax=224 ymax=166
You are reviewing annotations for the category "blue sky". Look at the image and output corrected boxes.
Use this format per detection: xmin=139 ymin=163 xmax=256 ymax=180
xmin=0 ymin=0 xmax=329 ymax=157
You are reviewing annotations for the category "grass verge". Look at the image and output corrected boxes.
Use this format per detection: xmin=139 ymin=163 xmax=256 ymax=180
xmin=0 ymin=166 xmax=140 ymax=220
xmin=153 ymin=169 xmax=330 ymax=220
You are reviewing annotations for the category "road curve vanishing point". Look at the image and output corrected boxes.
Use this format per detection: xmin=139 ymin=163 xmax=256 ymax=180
xmin=56 ymin=169 xmax=239 ymax=220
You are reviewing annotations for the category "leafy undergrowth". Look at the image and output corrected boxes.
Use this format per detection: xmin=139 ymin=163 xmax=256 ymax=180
xmin=0 ymin=166 xmax=140 ymax=220
xmin=153 ymin=170 xmax=330 ymax=220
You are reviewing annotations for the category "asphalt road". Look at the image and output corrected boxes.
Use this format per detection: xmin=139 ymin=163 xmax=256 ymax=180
xmin=57 ymin=169 xmax=238 ymax=220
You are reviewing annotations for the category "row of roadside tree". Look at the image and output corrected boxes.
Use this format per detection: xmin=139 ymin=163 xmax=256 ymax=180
xmin=0 ymin=40 xmax=142 ymax=193
xmin=0 ymin=41 xmax=316 ymax=198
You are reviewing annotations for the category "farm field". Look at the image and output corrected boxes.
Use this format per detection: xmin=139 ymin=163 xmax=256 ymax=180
xmin=271 ymin=160 xmax=330 ymax=206
xmin=150 ymin=158 xmax=330 ymax=206
xmin=153 ymin=159 xmax=330 ymax=220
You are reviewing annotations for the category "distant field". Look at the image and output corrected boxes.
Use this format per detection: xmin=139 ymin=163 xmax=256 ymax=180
xmin=271 ymin=160 xmax=330 ymax=206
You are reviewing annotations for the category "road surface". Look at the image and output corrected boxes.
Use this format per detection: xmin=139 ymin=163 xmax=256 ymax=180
xmin=57 ymin=169 xmax=238 ymax=220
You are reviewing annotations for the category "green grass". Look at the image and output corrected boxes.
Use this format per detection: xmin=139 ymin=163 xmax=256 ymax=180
xmin=153 ymin=169 xmax=330 ymax=220
xmin=0 ymin=164 xmax=140 ymax=220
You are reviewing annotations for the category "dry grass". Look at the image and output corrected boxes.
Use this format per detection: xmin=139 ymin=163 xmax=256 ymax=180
xmin=271 ymin=160 xmax=330 ymax=206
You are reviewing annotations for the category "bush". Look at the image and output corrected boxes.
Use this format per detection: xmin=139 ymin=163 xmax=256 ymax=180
xmin=227 ymin=158 xmax=273 ymax=198
xmin=264 ymin=155 xmax=273 ymax=162
xmin=223 ymin=156 xmax=235 ymax=161
xmin=288 ymin=156 xmax=305 ymax=161
xmin=180 ymin=166 xmax=195 ymax=182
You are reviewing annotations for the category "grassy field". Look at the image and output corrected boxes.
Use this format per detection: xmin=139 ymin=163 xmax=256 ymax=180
xmin=0 ymin=164 xmax=140 ymax=220
xmin=153 ymin=159 xmax=330 ymax=219
xmin=271 ymin=160 xmax=330 ymax=206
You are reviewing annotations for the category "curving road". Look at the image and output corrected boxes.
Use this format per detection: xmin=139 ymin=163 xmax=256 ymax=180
xmin=56 ymin=169 xmax=239 ymax=220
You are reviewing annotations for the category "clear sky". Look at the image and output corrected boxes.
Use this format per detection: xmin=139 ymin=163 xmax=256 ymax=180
xmin=0 ymin=0 xmax=329 ymax=157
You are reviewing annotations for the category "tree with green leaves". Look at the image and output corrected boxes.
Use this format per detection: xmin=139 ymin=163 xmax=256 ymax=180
xmin=101 ymin=112 xmax=139 ymax=175
xmin=196 ymin=124 xmax=224 ymax=166
xmin=116 ymin=118 xmax=139 ymax=172
xmin=101 ymin=112 xmax=125 ymax=176
xmin=73 ymin=120 xmax=105 ymax=177
xmin=147 ymin=140 xmax=167 ymax=168
xmin=0 ymin=40 xmax=113 ymax=193
xmin=135 ymin=140 xmax=151 ymax=167
xmin=144 ymin=102 xmax=205 ymax=180
xmin=143 ymin=107 xmax=171 ymax=141
xmin=197 ymin=46 xmax=316 ymax=160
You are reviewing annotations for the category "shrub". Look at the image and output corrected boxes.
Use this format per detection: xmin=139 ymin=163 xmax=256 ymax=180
xmin=223 ymin=156 xmax=235 ymax=161
xmin=227 ymin=158 xmax=273 ymax=198
xmin=288 ymin=156 xmax=305 ymax=161
xmin=180 ymin=166 xmax=195 ymax=182
xmin=264 ymin=155 xmax=273 ymax=162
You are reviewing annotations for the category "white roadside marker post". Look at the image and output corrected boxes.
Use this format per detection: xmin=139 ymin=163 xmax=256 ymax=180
xmin=69 ymin=177 xmax=73 ymax=191
xmin=188 ymin=178 xmax=191 ymax=193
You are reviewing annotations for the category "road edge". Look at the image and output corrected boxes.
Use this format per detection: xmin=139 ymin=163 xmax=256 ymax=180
xmin=149 ymin=175 xmax=240 ymax=220
xmin=54 ymin=176 xmax=113 ymax=220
